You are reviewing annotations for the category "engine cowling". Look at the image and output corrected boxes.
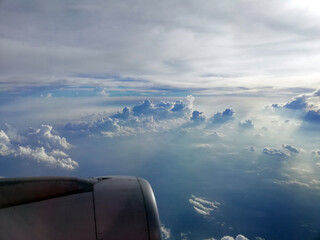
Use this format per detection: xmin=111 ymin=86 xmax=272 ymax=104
xmin=0 ymin=176 xmax=161 ymax=240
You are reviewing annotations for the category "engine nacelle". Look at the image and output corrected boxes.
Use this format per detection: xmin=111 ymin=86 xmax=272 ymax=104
xmin=0 ymin=176 xmax=161 ymax=240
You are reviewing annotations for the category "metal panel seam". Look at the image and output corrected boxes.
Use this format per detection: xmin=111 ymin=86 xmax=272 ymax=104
xmin=92 ymin=189 xmax=98 ymax=240
xmin=137 ymin=177 xmax=151 ymax=240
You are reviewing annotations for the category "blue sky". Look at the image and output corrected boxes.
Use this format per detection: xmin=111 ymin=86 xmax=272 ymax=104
xmin=1 ymin=1 xmax=320 ymax=239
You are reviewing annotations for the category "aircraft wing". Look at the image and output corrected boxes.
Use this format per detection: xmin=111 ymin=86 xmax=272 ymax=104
xmin=0 ymin=176 xmax=161 ymax=240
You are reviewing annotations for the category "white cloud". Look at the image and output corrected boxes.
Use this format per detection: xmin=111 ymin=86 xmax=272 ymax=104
xmin=272 ymin=89 xmax=320 ymax=124
xmin=16 ymin=146 xmax=78 ymax=170
xmin=160 ymin=224 xmax=171 ymax=240
xmin=311 ymin=149 xmax=320 ymax=156
xmin=282 ymin=144 xmax=301 ymax=153
xmin=0 ymin=126 xmax=77 ymax=170
xmin=131 ymin=98 xmax=192 ymax=120
xmin=190 ymin=111 xmax=206 ymax=123
xmin=194 ymin=144 xmax=214 ymax=149
xmin=64 ymin=97 xmax=195 ymax=137
xmin=274 ymin=179 xmax=320 ymax=189
xmin=65 ymin=117 xmax=122 ymax=135
xmin=4 ymin=123 xmax=25 ymax=143
xmin=49 ymin=149 xmax=69 ymax=157
xmin=263 ymin=147 xmax=290 ymax=157
xmin=211 ymin=109 xmax=235 ymax=124
xmin=98 ymin=88 xmax=109 ymax=97
xmin=244 ymin=146 xmax=256 ymax=152
xmin=29 ymin=124 xmax=72 ymax=149
xmin=239 ymin=120 xmax=254 ymax=129
xmin=220 ymin=235 xmax=249 ymax=240
xmin=0 ymin=130 xmax=11 ymax=145
xmin=235 ymin=235 xmax=249 ymax=240
xmin=0 ymin=130 xmax=14 ymax=156
xmin=273 ymin=94 xmax=310 ymax=110
xmin=189 ymin=195 xmax=220 ymax=216
xmin=263 ymin=144 xmax=302 ymax=157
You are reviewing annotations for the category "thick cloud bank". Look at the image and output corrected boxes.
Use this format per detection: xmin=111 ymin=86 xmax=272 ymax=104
xmin=0 ymin=125 xmax=77 ymax=170
xmin=63 ymin=96 xmax=237 ymax=137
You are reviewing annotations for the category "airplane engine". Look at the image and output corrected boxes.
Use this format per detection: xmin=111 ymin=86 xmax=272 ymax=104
xmin=0 ymin=176 xmax=161 ymax=240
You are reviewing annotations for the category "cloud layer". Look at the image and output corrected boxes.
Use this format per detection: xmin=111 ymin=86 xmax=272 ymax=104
xmin=63 ymin=96 xmax=239 ymax=137
xmin=1 ymin=0 xmax=320 ymax=93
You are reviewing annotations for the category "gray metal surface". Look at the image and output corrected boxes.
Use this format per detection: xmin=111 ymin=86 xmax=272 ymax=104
xmin=0 ymin=176 xmax=161 ymax=240
xmin=94 ymin=176 xmax=150 ymax=240
xmin=0 ymin=191 xmax=96 ymax=240
xmin=0 ymin=176 xmax=95 ymax=208
xmin=138 ymin=177 xmax=162 ymax=240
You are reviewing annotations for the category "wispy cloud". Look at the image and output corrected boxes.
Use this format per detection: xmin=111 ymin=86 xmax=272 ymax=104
xmin=189 ymin=195 xmax=220 ymax=216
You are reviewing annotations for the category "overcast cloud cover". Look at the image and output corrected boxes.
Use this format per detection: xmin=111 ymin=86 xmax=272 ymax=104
xmin=1 ymin=0 xmax=320 ymax=94
xmin=1 ymin=0 xmax=320 ymax=239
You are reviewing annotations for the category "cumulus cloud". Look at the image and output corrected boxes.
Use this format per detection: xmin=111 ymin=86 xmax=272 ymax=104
xmin=272 ymin=89 xmax=320 ymax=125
xmin=28 ymin=125 xmax=72 ymax=149
xmin=272 ymin=89 xmax=319 ymax=110
xmin=282 ymin=144 xmax=301 ymax=154
xmin=16 ymin=146 xmax=78 ymax=170
xmin=0 ymin=130 xmax=14 ymax=156
xmin=244 ymin=146 xmax=256 ymax=152
xmin=190 ymin=111 xmax=206 ymax=123
xmin=220 ymin=235 xmax=249 ymax=240
xmin=4 ymin=123 xmax=25 ymax=143
xmin=311 ymin=149 xmax=320 ymax=156
xmin=64 ymin=117 xmax=121 ymax=134
xmin=64 ymin=97 xmax=195 ymax=137
xmin=211 ymin=109 xmax=235 ymax=124
xmin=111 ymin=107 xmax=131 ymax=120
xmin=160 ymin=224 xmax=171 ymax=240
xmin=0 ymin=126 xmax=77 ymax=170
xmin=263 ymin=147 xmax=290 ymax=157
xmin=189 ymin=195 xmax=220 ymax=216
xmin=263 ymin=144 xmax=302 ymax=157
xmin=205 ymin=236 xmax=249 ymax=240
xmin=282 ymin=95 xmax=309 ymax=110
xmin=63 ymin=96 xmax=241 ymax=137
xmin=239 ymin=120 xmax=254 ymax=129
xmin=304 ymin=109 xmax=320 ymax=123
xmin=131 ymin=98 xmax=192 ymax=120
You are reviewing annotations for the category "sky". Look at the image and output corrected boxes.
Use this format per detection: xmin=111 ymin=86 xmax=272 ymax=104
xmin=1 ymin=1 xmax=320 ymax=240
